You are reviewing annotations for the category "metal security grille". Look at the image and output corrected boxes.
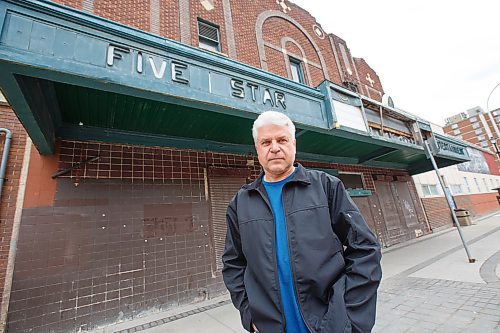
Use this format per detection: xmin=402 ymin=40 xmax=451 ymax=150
xmin=209 ymin=176 xmax=246 ymax=271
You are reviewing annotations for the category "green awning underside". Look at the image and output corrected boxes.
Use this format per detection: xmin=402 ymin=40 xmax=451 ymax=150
xmin=11 ymin=75 xmax=456 ymax=174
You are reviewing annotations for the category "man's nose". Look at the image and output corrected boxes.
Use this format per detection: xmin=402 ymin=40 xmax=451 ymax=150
xmin=270 ymin=140 xmax=280 ymax=152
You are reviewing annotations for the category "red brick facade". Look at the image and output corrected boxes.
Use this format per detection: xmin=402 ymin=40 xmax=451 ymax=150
xmin=0 ymin=138 xmax=427 ymax=332
xmin=422 ymin=193 xmax=499 ymax=231
xmin=0 ymin=106 xmax=27 ymax=308
xmin=421 ymin=197 xmax=453 ymax=230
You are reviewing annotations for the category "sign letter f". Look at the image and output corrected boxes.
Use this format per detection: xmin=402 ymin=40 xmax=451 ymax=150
xmin=107 ymin=44 xmax=130 ymax=66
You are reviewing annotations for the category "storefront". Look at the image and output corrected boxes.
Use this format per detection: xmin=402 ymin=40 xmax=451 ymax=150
xmin=0 ymin=1 xmax=470 ymax=331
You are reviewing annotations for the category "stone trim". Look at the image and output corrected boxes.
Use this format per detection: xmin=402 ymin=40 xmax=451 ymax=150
xmin=255 ymin=10 xmax=330 ymax=81
xmin=150 ymin=0 xmax=160 ymax=34
xmin=280 ymin=37 xmax=312 ymax=85
xmin=263 ymin=41 xmax=322 ymax=69
xmin=222 ymin=0 xmax=237 ymax=59
xmin=82 ymin=0 xmax=93 ymax=13
xmin=328 ymin=35 xmax=344 ymax=83
xmin=179 ymin=0 xmax=191 ymax=44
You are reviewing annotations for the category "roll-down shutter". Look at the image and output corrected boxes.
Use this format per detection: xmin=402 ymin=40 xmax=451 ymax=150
xmin=209 ymin=175 xmax=247 ymax=271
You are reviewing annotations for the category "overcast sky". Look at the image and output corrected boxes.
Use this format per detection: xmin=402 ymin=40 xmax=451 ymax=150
xmin=290 ymin=0 xmax=500 ymax=126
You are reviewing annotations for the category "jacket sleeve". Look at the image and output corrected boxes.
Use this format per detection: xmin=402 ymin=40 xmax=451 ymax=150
xmin=221 ymin=196 xmax=253 ymax=332
xmin=328 ymin=178 xmax=382 ymax=333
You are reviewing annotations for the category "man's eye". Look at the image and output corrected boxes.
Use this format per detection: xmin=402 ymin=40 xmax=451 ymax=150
xmin=278 ymin=138 xmax=288 ymax=143
xmin=261 ymin=141 xmax=270 ymax=146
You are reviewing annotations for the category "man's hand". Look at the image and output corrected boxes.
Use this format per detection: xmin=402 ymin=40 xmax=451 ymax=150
xmin=252 ymin=323 xmax=258 ymax=332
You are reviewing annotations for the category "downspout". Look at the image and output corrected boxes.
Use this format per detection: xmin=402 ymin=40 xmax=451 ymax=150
xmin=0 ymin=128 xmax=12 ymax=333
xmin=0 ymin=128 xmax=12 ymax=200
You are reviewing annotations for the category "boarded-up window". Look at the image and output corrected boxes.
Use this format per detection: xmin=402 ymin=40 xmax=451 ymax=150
xmin=338 ymin=173 xmax=365 ymax=190
xmin=333 ymin=101 xmax=367 ymax=132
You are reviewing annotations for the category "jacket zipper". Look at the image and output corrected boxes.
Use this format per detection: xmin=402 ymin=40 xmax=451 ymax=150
xmin=282 ymin=183 xmax=315 ymax=333
xmin=255 ymin=187 xmax=287 ymax=333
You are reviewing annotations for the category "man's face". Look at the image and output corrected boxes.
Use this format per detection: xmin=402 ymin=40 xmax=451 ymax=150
xmin=255 ymin=124 xmax=296 ymax=181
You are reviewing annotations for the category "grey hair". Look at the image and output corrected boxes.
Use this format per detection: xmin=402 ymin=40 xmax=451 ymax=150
xmin=252 ymin=111 xmax=296 ymax=143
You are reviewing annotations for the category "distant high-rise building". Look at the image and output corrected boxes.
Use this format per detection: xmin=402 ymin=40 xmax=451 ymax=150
xmin=443 ymin=107 xmax=500 ymax=155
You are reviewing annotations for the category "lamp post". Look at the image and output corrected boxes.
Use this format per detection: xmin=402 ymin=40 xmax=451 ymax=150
xmin=486 ymin=82 xmax=500 ymax=113
xmin=486 ymin=82 xmax=500 ymax=159
xmin=490 ymin=138 xmax=500 ymax=158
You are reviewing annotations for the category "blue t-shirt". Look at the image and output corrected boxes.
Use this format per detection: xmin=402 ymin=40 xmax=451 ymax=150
xmin=263 ymin=169 xmax=310 ymax=333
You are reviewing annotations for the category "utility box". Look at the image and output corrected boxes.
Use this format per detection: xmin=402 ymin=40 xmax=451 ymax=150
xmin=454 ymin=209 xmax=471 ymax=226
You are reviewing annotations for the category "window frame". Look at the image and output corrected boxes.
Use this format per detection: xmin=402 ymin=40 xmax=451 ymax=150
xmin=463 ymin=177 xmax=471 ymax=193
xmin=289 ymin=56 xmax=305 ymax=84
xmin=421 ymin=184 xmax=439 ymax=197
xmin=197 ymin=19 xmax=221 ymax=53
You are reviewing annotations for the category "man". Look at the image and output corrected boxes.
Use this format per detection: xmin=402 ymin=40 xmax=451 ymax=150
xmin=222 ymin=111 xmax=382 ymax=333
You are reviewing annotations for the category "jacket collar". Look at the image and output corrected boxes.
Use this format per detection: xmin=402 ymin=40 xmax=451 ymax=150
xmin=246 ymin=163 xmax=311 ymax=191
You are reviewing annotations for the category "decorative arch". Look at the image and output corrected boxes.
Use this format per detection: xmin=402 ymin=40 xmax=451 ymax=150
xmin=255 ymin=10 xmax=330 ymax=81
xmin=280 ymin=37 xmax=312 ymax=85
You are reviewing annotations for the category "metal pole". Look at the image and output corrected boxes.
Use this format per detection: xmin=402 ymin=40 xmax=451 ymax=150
xmin=486 ymin=82 xmax=500 ymax=139
xmin=492 ymin=140 xmax=500 ymax=158
xmin=0 ymin=128 xmax=12 ymax=201
xmin=424 ymin=140 xmax=475 ymax=263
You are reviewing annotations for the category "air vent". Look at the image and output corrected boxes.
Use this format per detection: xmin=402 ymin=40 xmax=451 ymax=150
xmin=198 ymin=21 xmax=219 ymax=43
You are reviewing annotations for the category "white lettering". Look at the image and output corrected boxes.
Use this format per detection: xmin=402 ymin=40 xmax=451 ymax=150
xmin=171 ymin=62 xmax=189 ymax=84
xmin=230 ymin=79 xmax=244 ymax=98
xmin=247 ymin=82 xmax=258 ymax=102
xmin=136 ymin=52 xmax=143 ymax=73
xmin=107 ymin=45 xmax=130 ymax=66
xmin=275 ymin=91 xmax=286 ymax=109
xmin=149 ymin=56 xmax=167 ymax=79
xmin=263 ymin=89 xmax=274 ymax=106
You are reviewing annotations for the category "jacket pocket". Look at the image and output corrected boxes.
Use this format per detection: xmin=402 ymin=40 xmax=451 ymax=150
xmin=319 ymin=274 xmax=351 ymax=333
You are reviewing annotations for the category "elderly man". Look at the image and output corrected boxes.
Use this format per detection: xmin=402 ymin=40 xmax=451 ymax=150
xmin=222 ymin=111 xmax=382 ymax=333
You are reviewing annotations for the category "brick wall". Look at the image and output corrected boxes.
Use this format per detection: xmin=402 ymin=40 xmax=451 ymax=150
xmin=483 ymin=151 xmax=500 ymax=176
xmin=421 ymin=193 xmax=499 ymax=231
xmin=159 ymin=0 xmax=180 ymax=41
xmin=94 ymin=0 xmax=150 ymax=32
xmin=8 ymin=140 xmax=262 ymax=332
xmin=454 ymin=193 xmax=499 ymax=216
xmin=6 ymin=139 xmax=418 ymax=331
xmin=53 ymin=0 xmax=82 ymax=10
xmin=354 ymin=57 xmax=385 ymax=99
xmin=0 ymin=105 xmax=27 ymax=309
xmin=421 ymin=197 xmax=453 ymax=231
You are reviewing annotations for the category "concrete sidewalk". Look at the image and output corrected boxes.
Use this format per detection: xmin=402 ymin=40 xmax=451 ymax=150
xmin=93 ymin=211 xmax=500 ymax=333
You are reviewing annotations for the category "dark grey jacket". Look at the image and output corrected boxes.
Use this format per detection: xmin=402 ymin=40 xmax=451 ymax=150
xmin=222 ymin=164 xmax=382 ymax=333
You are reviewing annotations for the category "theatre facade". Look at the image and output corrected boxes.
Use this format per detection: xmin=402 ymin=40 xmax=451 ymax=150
xmin=0 ymin=0 xmax=469 ymax=332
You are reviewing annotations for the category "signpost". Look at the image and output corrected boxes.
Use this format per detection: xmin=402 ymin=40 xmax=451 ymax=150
xmin=424 ymin=140 xmax=475 ymax=263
